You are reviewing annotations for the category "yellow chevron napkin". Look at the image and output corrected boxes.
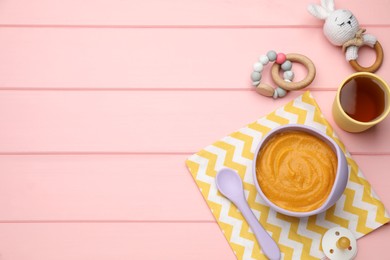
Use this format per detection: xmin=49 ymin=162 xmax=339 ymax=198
xmin=186 ymin=91 xmax=389 ymax=260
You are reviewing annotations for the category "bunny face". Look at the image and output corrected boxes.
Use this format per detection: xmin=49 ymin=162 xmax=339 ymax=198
xmin=323 ymin=9 xmax=360 ymax=46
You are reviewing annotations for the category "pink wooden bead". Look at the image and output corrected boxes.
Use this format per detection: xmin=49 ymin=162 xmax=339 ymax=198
xmin=276 ymin=53 xmax=286 ymax=64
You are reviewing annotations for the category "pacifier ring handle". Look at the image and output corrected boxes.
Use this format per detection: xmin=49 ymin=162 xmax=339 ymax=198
xmin=349 ymin=41 xmax=384 ymax=73
xmin=271 ymin=53 xmax=316 ymax=91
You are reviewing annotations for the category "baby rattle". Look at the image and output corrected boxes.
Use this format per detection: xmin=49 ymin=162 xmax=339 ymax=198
xmin=307 ymin=0 xmax=383 ymax=72
xmin=251 ymin=51 xmax=316 ymax=99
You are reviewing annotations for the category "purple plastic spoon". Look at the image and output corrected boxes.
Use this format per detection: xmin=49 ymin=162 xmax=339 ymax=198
xmin=216 ymin=168 xmax=281 ymax=260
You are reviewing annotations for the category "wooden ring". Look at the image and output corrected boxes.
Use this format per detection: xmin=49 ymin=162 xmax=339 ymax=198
xmin=349 ymin=41 xmax=383 ymax=73
xmin=271 ymin=53 xmax=316 ymax=91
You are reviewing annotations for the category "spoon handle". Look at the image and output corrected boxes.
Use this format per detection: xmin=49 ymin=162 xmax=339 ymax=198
xmin=234 ymin=197 xmax=281 ymax=260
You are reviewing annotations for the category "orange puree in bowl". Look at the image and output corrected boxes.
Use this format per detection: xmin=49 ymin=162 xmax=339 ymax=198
xmin=256 ymin=130 xmax=337 ymax=212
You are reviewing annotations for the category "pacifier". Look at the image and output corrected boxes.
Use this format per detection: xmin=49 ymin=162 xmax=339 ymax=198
xmin=322 ymin=227 xmax=358 ymax=260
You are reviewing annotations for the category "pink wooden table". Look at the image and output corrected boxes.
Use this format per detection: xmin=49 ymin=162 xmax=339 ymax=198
xmin=0 ymin=0 xmax=389 ymax=259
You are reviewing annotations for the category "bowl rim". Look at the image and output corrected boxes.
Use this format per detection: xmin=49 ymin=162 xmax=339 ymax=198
xmin=252 ymin=124 xmax=346 ymax=217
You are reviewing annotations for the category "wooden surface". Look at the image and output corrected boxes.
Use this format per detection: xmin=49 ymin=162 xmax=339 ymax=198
xmin=0 ymin=0 xmax=389 ymax=259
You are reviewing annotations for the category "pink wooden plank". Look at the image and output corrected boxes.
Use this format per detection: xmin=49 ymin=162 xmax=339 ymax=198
xmin=0 ymin=222 xmax=387 ymax=260
xmin=1 ymin=90 xmax=389 ymax=154
xmin=0 ymin=0 xmax=388 ymax=26
xmin=0 ymin=222 xmax=235 ymax=260
xmin=357 ymin=224 xmax=390 ymax=260
xmin=0 ymin=154 xmax=388 ymax=221
xmin=0 ymin=154 xmax=212 ymax=221
xmin=0 ymin=27 xmax=389 ymax=90
xmin=0 ymin=216 xmax=385 ymax=257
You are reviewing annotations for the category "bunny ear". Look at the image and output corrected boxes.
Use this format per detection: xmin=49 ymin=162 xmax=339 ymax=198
xmin=307 ymin=4 xmax=331 ymax=20
xmin=321 ymin=0 xmax=335 ymax=12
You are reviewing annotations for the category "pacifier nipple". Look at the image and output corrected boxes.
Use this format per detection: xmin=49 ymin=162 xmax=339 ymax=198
xmin=337 ymin=236 xmax=351 ymax=250
xmin=322 ymin=227 xmax=358 ymax=260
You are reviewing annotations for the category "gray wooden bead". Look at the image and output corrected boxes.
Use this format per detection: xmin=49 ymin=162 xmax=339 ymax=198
xmin=281 ymin=60 xmax=292 ymax=71
xmin=283 ymin=70 xmax=294 ymax=81
xmin=251 ymin=71 xmax=261 ymax=81
xmin=267 ymin=50 xmax=277 ymax=62
xmin=276 ymin=87 xmax=287 ymax=97
xmin=253 ymin=62 xmax=264 ymax=72
xmin=258 ymin=55 xmax=269 ymax=65
xmin=252 ymin=81 xmax=260 ymax=86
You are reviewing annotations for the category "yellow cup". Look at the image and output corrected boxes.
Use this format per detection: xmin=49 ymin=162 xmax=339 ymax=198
xmin=332 ymin=72 xmax=390 ymax=133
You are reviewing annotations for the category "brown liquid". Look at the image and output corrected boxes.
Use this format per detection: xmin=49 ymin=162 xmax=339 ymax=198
xmin=340 ymin=77 xmax=385 ymax=122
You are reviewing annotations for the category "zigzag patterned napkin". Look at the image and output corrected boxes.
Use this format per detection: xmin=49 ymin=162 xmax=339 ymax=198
xmin=186 ymin=91 xmax=389 ymax=260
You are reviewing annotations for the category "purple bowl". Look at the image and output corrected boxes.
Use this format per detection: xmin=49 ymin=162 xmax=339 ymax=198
xmin=252 ymin=124 xmax=349 ymax=218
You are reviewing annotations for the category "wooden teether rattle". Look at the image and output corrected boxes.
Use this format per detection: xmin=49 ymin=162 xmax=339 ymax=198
xmin=251 ymin=51 xmax=316 ymax=98
xmin=308 ymin=0 xmax=383 ymax=73
xmin=348 ymin=35 xmax=384 ymax=72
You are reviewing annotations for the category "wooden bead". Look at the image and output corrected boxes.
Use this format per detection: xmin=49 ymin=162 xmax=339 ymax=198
xmin=276 ymin=53 xmax=286 ymax=64
xmin=283 ymin=70 xmax=294 ymax=81
xmin=281 ymin=60 xmax=292 ymax=71
xmin=267 ymin=50 xmax=277 ymax=62
xmin=259 ymin=55 xmax=269 ymax=65
xmin=276 ymin=87 xmax=287 ymax=97
xmin=256 ymin=83 xmax=275 ymax=97
xmin=251 ymin=71 xmax=261 ymax=81
xmin=253 ymin=62 xmax=264 ymax=72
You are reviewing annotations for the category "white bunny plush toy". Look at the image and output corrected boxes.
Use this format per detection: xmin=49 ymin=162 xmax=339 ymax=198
xmin=307 ymin=0 xmax=383 ymax=72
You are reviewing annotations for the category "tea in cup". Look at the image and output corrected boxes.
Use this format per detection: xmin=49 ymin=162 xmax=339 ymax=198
xmin=332 ymin=72 xmax=390 ymax=133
